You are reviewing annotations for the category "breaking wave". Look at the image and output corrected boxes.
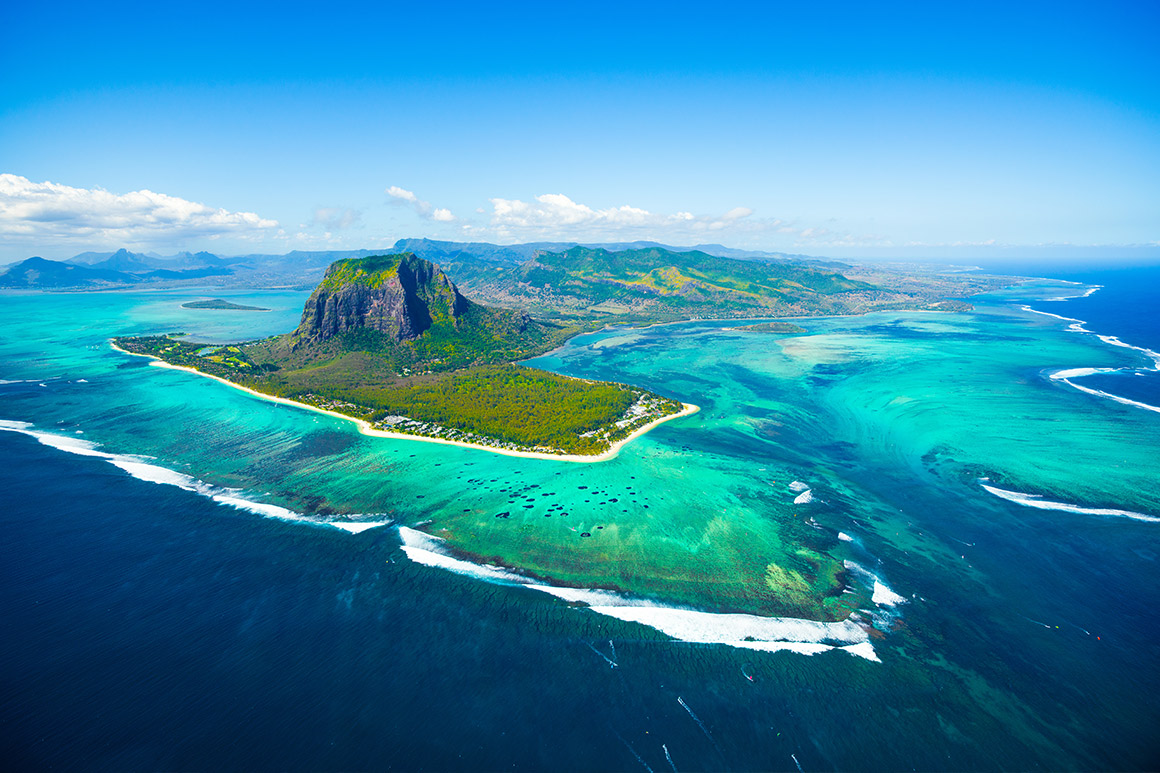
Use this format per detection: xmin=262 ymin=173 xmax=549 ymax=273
xmin=0 ymin=419 xmax=390 ymax=533
xmin=843 ymin=560 xmax=907 ymax=608
xmin=1019 ymin=288 xmax=1160 ymax=414
xmin=398 ymin=527 xmax=880 ymax=661
xmin=980 ymin=482 xmax=1159 ymax=523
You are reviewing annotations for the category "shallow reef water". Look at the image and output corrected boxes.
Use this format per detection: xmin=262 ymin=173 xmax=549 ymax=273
xmin=2 ymin=277 xmax=1158 ymax=769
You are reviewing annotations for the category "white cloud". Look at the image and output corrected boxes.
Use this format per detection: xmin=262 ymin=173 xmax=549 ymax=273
xmin=485 ymin=193 xmax=765 ymax=241
xmin=0 ymin=174 xmax=278 ymax=249
xmin=312 ymin=206 xmax=361 ymax=230
xmin=385 ymin=186 xmax=419 ymax=203
xmin=385 ymin=185 xmax=456 ymax=221
xmin=721 ymin=207 xmax=753 ymax=221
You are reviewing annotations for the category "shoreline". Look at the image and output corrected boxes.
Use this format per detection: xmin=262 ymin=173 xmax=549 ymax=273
xmin=111 ymin=342 xmax=699 ymax=463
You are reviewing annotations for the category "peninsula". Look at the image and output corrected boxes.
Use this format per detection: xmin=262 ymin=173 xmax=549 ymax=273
xmin=115 ymin=253 xmax=689 ymax=457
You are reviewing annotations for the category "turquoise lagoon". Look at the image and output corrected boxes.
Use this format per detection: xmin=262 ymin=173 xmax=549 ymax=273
xmin=2 ymin=280 xmax=1158 ymax=769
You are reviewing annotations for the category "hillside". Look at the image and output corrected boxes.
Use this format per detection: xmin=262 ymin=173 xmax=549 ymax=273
xmin=261 ymin=253 xmax=570 ymax=373
xmin=0 ymin=253 xmax=232 ymax=288
xmin=0 ymin=256 xmax=135 ymax=288
xmin=445 ymin=245 xmax=944 ymax=324
xmin=114 ymin=253 xmax=686 ymax=455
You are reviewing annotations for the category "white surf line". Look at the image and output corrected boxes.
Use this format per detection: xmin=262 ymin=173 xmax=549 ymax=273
xmin=397 ymin=526 xmax=881 ymax=661
xmin=980 ymin=483 xmax=1160 ymax=523
xmin=112 ymin=342 xmax=700 ymax=464
xmin=0 ymin=419 xmax=390 ymax=533
xmin=1041 ymin=284 xmax=1102 ymax=302
xmin=842 ymin=560 xmax=908 ymax=608
xmin=1018 ymin=300 xmax=1160 ymax=414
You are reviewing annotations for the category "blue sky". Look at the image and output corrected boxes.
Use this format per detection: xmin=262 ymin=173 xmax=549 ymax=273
xmin=1 ymin=1 xmax=1157 ymax=262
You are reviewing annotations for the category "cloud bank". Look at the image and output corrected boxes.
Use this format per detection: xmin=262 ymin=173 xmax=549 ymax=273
xmin=386 ymin=186 xmax=456 ymax=222
xmin=476 ymin=193 xmax=810 ymax=245
xmin=0 ymin=174 xmax=279 ymax=249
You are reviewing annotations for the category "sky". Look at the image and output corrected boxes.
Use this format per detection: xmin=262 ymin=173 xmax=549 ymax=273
xmin=1 ymin=0 xmax=1157 ymax=264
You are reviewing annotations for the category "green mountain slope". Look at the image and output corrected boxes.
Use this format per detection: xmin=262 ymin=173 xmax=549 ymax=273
xmin=458 ymin=246 xmax=919 ymax=323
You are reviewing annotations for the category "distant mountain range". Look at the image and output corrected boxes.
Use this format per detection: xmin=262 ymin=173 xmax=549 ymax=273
xmin=0 ymin=239 xmax=834 ymax=290
xmin=0 ymin=252 xmax=234 ymax=289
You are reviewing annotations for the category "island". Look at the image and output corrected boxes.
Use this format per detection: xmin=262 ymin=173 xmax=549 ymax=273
xmin=735 ymin=320 xmax=808 ymax=333
xmin=181 ymin=298 xmax=270 ymax=311
xmin=113 ymin=247 xmax=1010 ymax=458
xmin=116 ymin=253 xmax=692 ymax=458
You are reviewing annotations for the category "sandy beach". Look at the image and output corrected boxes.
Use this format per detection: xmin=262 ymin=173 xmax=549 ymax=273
xmin=111 ymin=342 xmax=699 ymax=463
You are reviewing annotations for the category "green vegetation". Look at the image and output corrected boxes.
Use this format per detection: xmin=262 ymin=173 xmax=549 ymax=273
xmin=114 ymin=253 xmax=687 ymax=455
xmin=319 ymin=254 xmax=402 ymax=290
xmin=736 ymin=320 xmax=808 ymax=334
xmin=113 ymin=334 xmax=681 ymax=454
xmin=450 ymin=246 xmax=938 ymax=326
xmin=439 ymin=245 xmax=1018 ymax=328
xmin=181 ymin=298 xmax=269 ymax=311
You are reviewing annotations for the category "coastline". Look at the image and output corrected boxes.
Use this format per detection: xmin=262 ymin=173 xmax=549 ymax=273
xmin=111 ymin=342 xmax=699 ymax=463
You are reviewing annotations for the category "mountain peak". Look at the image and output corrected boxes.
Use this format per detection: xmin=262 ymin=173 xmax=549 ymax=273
xmin=293 ymin=253 xmax=469 ymax=347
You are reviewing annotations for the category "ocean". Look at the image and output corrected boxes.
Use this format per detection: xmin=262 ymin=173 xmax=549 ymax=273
xmin=1 ymin=265 xmax=1158 ymax=770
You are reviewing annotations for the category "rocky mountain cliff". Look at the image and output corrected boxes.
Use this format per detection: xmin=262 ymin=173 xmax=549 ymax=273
xmin=293 ymin=253 xmax=470 ymax=347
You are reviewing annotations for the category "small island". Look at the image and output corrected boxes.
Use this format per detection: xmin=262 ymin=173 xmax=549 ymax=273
xmin=181 ymin=298 xmax=270 ymax=311
xmin=735 ymin=320 xmax=807 ymax=334
xmin=118 ymin=254 xmax=691 ymax=458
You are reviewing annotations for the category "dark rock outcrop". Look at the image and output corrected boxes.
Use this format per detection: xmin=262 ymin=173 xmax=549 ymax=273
xmin=293 ymin=253 xmax=470 ymax=347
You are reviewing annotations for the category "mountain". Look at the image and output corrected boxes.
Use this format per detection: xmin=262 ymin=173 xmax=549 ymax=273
xmin=262 ymin=253 xmax=564 ymax=371
xmin=392 ymin=238 xmax=553 ymax=265
xmin=67 ymin=248 xmax=228 ymax=270
xmin=140 ymin=266 xmax=234 ymax=281
xmin=113 ymin=253 xmax=675 ymax=456
xmin=0 ymin=254 xmax=233 ymax=288
xmin=91 ymin=248 xmax=156 ymax=272
xmin=457 ymin=245 xmax=906 ymax=323
xmin=393 ymin=238 xmax=832 ymax=266
xmin=66 ymin=250 xmax=118 ymax=265
xmin=0 ymin=257 xmax=137 ymax=288
xmin=167 ymin=250 xmax=232 ymax=269
xmin=294 ymin=253 xmax=471 ymax=347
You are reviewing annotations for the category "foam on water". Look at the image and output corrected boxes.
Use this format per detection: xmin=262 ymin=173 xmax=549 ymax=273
xmin=1019 ymin=297 xmax=1160 ymax=413
xmin=1050 ymin=372 xmax=1160 ymax=414
xmin=108 ymin=458 xmax=201 ymax=488
xmin=793 ymin=490 xmax=814 ymax=505
xmin=788 ymin=480 xmax=810 ymax=492
xmin=397 ymin=527 xmax=879 ymax=660
xmin=0 ymin=420 xmax=390 ymax=533
xmin=1042 ymin=285 xmax=1102 ymax=302
xmin=843 ymin=560 xmax=907 ymax=608
xmin=980 ymin=483 xmax=1160 ymax=523
xmin=837 ymin=532 xmax=854 ymax=542
xmin=872 ymin=580 xmax=907 ymax=606
xmin=398 ymin=527 xmax=530 ymax=585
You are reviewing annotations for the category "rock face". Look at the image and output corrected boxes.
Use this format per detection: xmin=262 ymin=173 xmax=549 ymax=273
xmin=293 ymin=253 xmax=470 ymax=347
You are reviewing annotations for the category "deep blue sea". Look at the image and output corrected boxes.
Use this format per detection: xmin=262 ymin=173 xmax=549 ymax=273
xmin=978 ymin=262 xmax=1160 ymax=410
xmin=2 ymin=263 xmax=1159 ymax=771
